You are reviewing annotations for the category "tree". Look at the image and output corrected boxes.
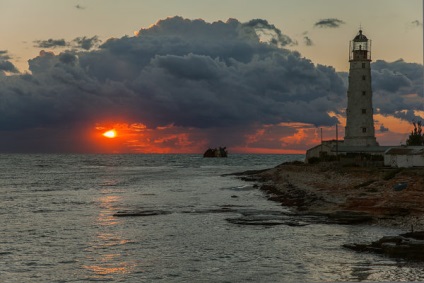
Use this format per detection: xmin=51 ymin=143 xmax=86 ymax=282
xmin=406 ymin=121 xmax=424 ymax=146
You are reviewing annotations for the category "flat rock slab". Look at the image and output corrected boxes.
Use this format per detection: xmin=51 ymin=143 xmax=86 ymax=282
xmin=343 ymin=230 xmax=424 ymax=260
xmin=325 ymin=211 xmax=373 ymax=225
xmin=226 ymin=215 xmax=308 ymax=227
xmin=113 ymin=210 xmax=171 ymax=217
xmin=400 ymin=231 xmax=424 ymax=240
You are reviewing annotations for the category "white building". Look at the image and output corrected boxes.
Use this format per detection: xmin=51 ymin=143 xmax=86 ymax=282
xmin=344 ymin=30 xmax=379 ymax=147
xmin=384 ymin=147 xmax=424 ymax=168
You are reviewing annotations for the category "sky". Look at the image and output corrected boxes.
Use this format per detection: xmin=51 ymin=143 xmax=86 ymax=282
xmin=0 ymin=0 xmax=423 ymax=154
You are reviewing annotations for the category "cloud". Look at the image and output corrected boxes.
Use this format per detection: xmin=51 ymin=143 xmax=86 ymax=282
xmin=0 ymin=50 xmax=19 ymax=74
xmin=58 ymin=52 xmax=78 ymax=65
xmin=411 ymin=20 xmax=422 ymax=27
xmin=243 ymin=19 xmax=295 ymax=46
xmin=73 ymin=36 xmax=101 ymax=50
xmin=34 ymin=39 xmax=68 ymax=48
xmin=0 ymin=16 xmax=421 ymax=152
xmin=314 ymin=18 xmax=345 ymax=28
xmin=372 ymin=59 xmax=423 ymax=122
xmin=379 ymin=125 xmax=389 ymax=132
xmin=0 ymin=61 xmax=19 ymax=74
xmin=303 ymin=36 xmax=313 ymax=46
xmin=34 ymin=36 xmax=101 ymax=51
xmin=0 ymin=50 xmax=11 ymax=60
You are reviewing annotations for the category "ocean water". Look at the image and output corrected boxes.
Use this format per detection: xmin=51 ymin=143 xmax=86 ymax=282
xmin=1 ymin=154 xmax=423 ymax=282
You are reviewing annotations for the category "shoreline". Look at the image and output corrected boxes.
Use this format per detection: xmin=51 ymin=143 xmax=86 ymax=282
xmin=235 ymin=161 xmax=424 ymax=231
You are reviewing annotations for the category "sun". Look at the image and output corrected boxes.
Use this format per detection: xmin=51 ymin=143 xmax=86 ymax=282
xmin=103 ymin=129 xmax=117 ymax=138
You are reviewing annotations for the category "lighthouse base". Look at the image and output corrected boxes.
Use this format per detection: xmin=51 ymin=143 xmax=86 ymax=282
xmin=343 ymin=137 xmax=379 ymax=147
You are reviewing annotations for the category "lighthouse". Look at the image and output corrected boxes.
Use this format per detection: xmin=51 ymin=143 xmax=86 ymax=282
xmin=344 ymin=30 xmax=379 ymax=147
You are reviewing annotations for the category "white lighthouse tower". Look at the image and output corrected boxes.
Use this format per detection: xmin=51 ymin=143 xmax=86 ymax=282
xmin=344 ymin=29 xmax=379 ymax=147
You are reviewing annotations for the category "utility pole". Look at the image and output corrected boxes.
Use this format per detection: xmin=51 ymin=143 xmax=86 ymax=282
xmin=320 ymin=127 xmax=323 ymax=158
xmin=336 ymin=123 xmax=339 ymax=161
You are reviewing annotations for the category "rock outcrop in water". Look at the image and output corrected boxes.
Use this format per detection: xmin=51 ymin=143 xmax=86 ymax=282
xmin=203 ymin=147 xmax=228 ymax=157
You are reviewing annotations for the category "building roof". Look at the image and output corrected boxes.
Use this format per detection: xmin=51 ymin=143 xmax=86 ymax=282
xmin=334 ymin=145 xmax=390 ymax=153
xmin=385 ymin=147 xmax=424 ymax=156
xmin=306 ymin=140 xmax=343 ymax=153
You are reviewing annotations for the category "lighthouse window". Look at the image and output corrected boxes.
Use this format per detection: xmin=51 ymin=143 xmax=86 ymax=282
xmin=362 ymin=109 xmax=366 ymax=114
xmin=362 ymin=127 xmax=367 ymax=133
xmin=362 ymin=91 xmax=366 ymax=95
xmin=362 ymin=63 xmax=366 ymax=68
xmin=362 ymin=75 xmax=366 ymax=80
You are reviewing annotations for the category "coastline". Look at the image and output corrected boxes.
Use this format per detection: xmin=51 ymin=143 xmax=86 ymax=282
xmin=239 ymin=161 xmax=424 ymax=231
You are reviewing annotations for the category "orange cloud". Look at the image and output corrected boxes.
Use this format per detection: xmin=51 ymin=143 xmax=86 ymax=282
xmin=88 ymin=112 xmax=415 ymax=155
xmin=231 ymin=146 xmax=305 ymax=154
xmin=241 ymin=122 xmax=333 ymax=154
xmin=91 ymin=122 xmax=209 ymax=154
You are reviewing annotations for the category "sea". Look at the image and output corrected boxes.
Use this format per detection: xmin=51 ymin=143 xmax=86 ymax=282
xmin=1 ymin=154 xmax=423 ymax=282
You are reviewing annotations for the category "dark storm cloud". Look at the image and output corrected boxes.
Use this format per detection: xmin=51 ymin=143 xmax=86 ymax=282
xmin=59 ymin=52 xmax=78 ymax=65
xmin=0 ymin=50 xmax=19 ymax=73
xmin=130 ymin=52 xmax=342 ymax=128
xmin=314 ymin=18 xmax=345 ymax=28
xmin=0 ymin=16 xmax=421 ymax=152
xmin=243 ymin=19 xmax=295 ymax=46
xmin=1 ymin=17 xmax=344 ymax=135
xmin=372 ymin=59 xmax=423 ymax=121
xmin=0 ymin=61 xmax=19 ymax=73
xmin=34 ymin=38 xmax=68 ymax=48
xmin=73 ymin=36 xmax=101 ymax=50
xmin=35 ymin=36 xmax=101 ymax=51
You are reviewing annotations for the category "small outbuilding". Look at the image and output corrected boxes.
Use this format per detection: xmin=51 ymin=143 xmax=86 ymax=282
xmin=305 ymin=140 xmax=341 ymax=162
xmin=384 ymin=147 xmax=424 ymax=168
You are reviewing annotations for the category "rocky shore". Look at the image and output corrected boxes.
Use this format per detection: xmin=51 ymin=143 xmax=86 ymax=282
xmin=233 ymin=161 xmax=424 ymax=260
xmin=241 ymin=161 xmax=424 ymax=229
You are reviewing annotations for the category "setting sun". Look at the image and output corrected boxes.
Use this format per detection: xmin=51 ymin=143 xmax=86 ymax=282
xmin=103 ymin=129 xmax=117 ymax=138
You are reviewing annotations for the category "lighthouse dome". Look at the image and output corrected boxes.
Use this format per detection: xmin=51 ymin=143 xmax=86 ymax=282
xmin=353 ymin=30 xmax=368 ymax=42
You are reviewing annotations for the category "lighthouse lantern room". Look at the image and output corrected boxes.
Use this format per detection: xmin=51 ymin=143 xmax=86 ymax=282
xmin=349 ymin=30 xmax=371 ymax=61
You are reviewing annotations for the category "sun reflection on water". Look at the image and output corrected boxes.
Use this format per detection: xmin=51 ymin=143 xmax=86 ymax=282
xmin=83 ymin=190 xmax=137 ymax=278
xmin=83 ymin=262 xmax=135 ymax=275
